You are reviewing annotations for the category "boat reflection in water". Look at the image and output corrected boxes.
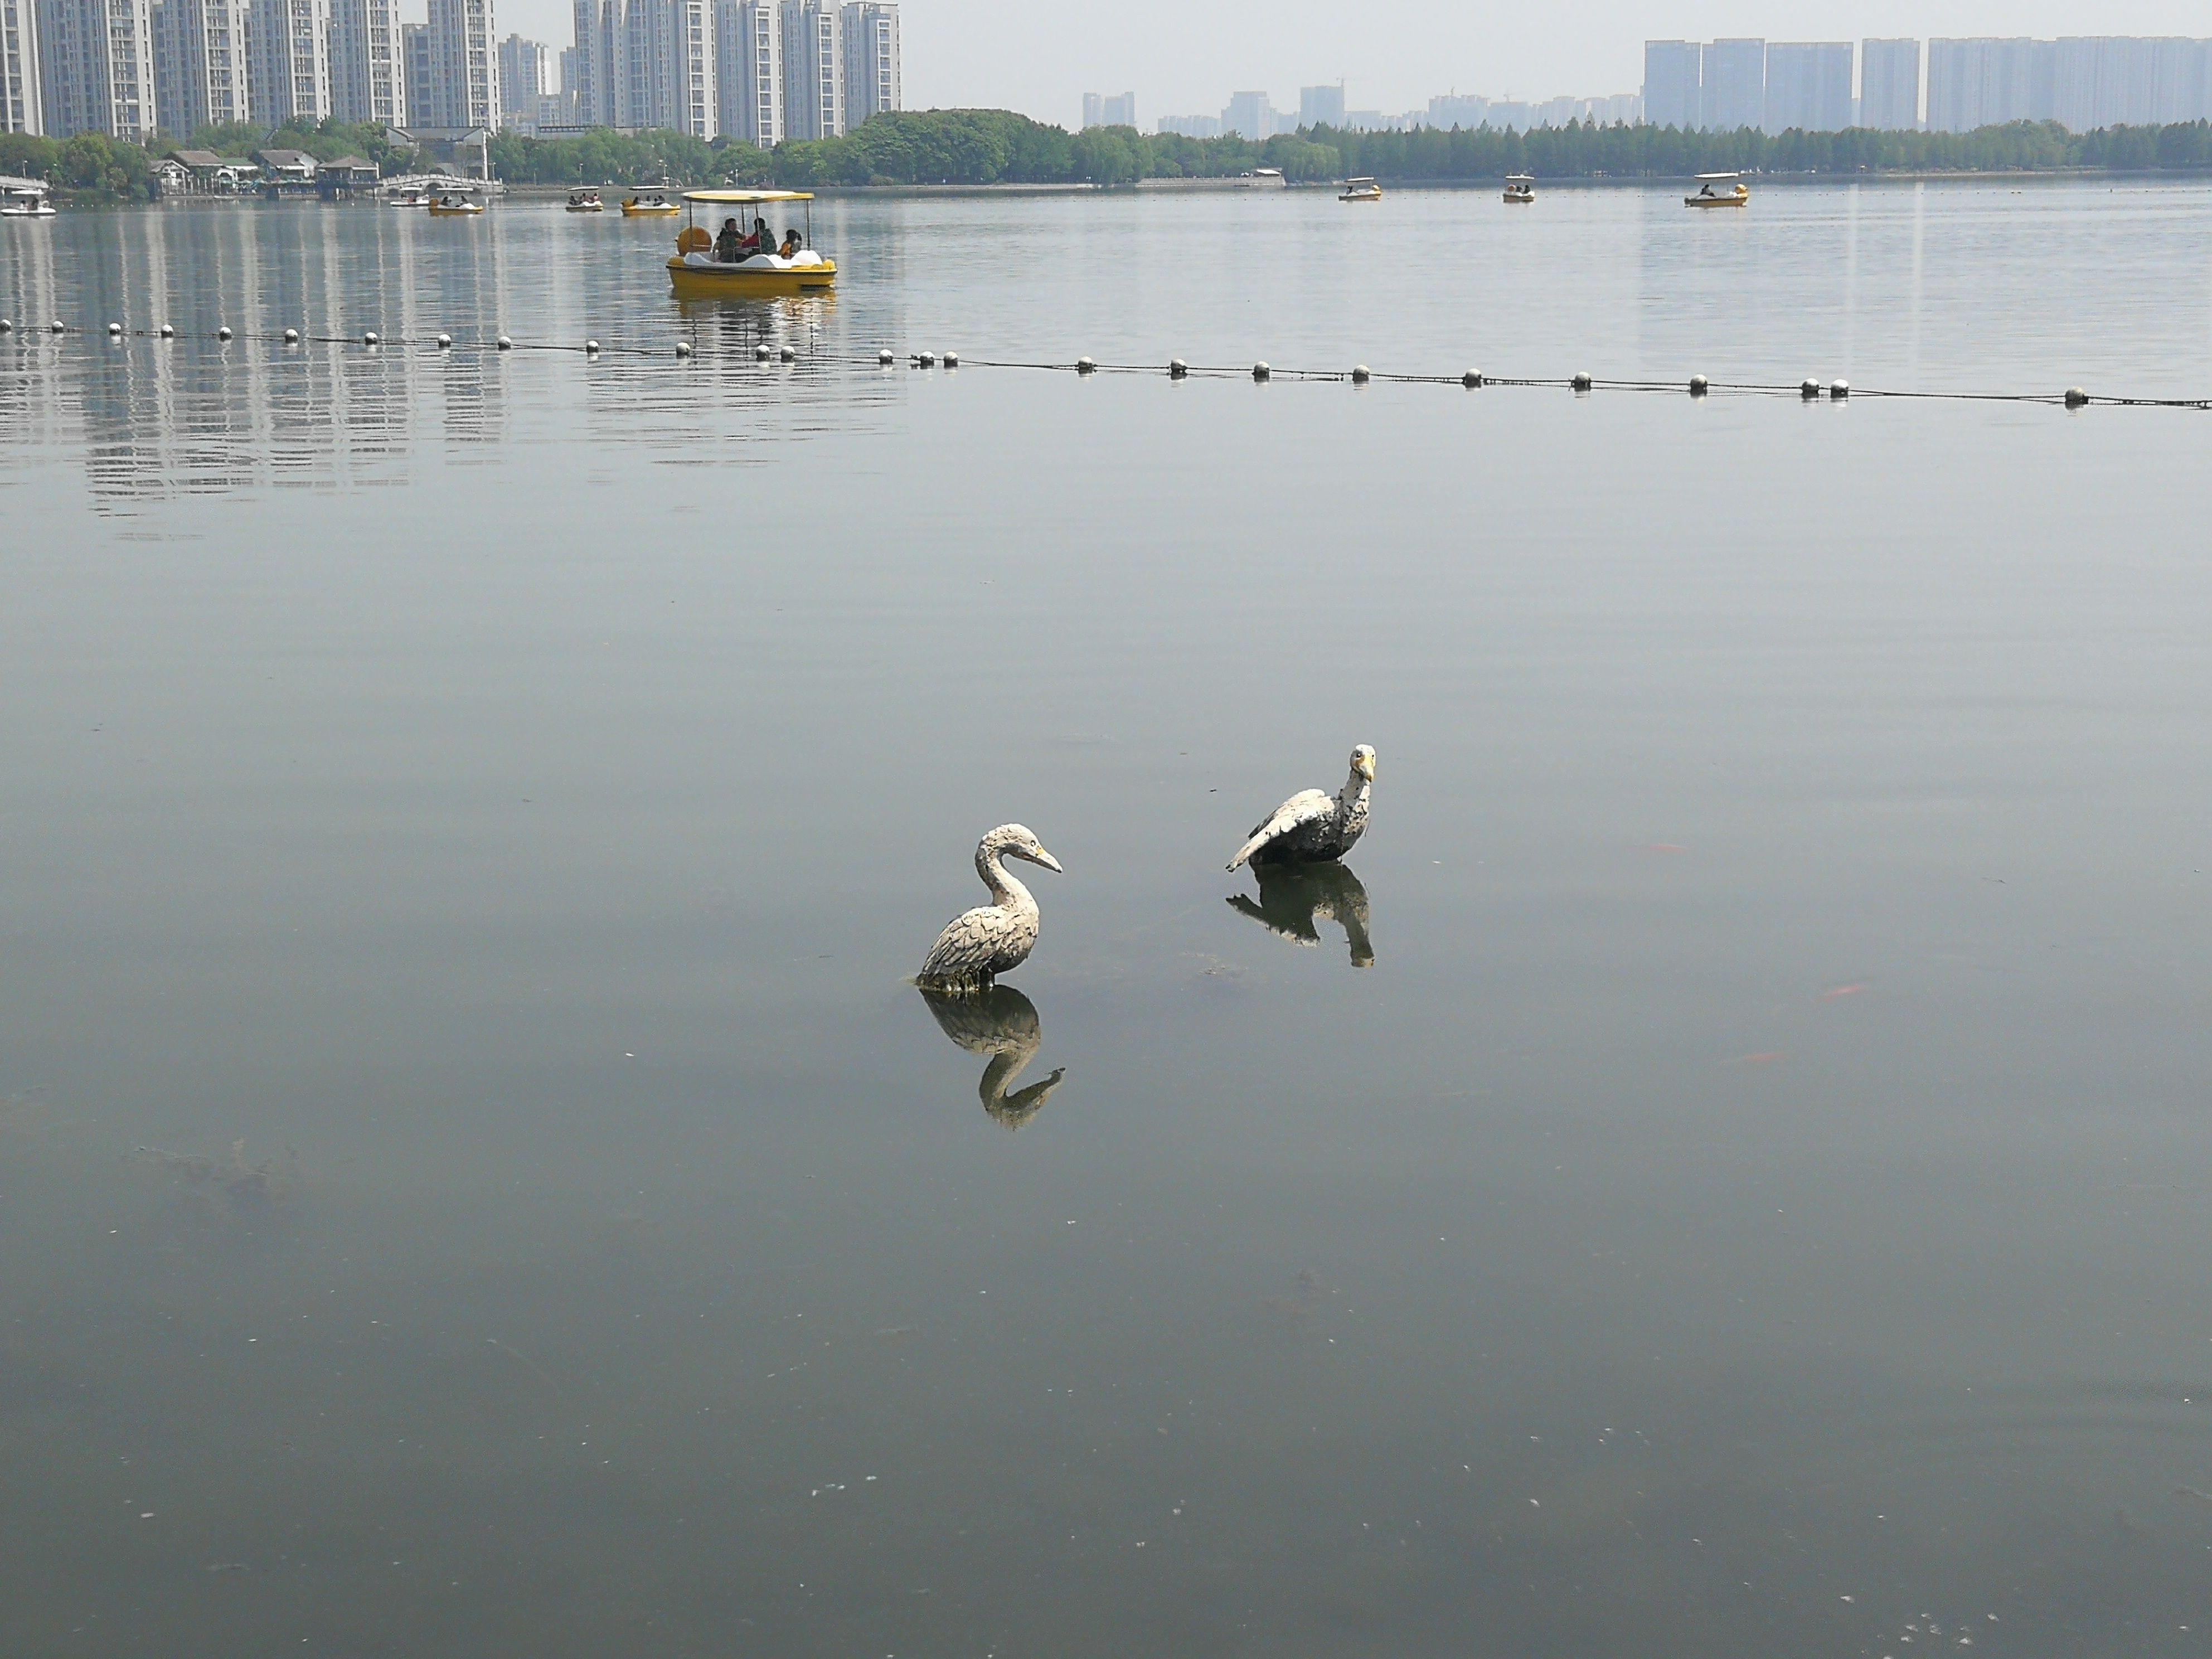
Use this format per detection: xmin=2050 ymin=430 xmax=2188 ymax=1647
xmin=1227 ymin=861 xmax=1374 ymax=967
xmin=918 ymin=986 xmax=1066 ymax=1129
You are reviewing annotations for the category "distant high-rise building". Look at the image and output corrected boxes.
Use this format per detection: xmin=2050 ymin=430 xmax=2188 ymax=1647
xmin=1642 ymin=40 xmax=1699 ymax=128
xmin=2150 ymin=37 xmax=2207 ymax=123
xmin=423 ymin=0 xmax=496 ymax=129
xmin=654 ymin=0 xmax=713 ymax=138
xmin=1081 ymin=90 xmax=1131 ymax=128
xmin=1222 ymin=89 xmax=1270 ymax=139
xmin=41 ymin=0 xmax=158 ymax=139
xmin=1699 ymin=38 xmax=1763 ymax=130
xmin=1925 ymin=38 xmax=2050 ymax=132
xmin=1860 ymin=38 xmax=1919 ymax=129
xmin=400 ymin=18 xmax=429 ymax=123
xmin=495 ymin=31 xmax=544 ymax=124
xmin=246 ymin=0 xmax=329 ymax=123
xmin=329 ymin=0 xmax=405 ymax=125
xmin=1763 ymin=41 xmax=1851 ymax=132
xmin=714 ymin=0 xmax=776 ymax=145
xmin=152 ymin=0 xmax=249 ymax=134
xmin=1156 ymin=111 xmax=1219 ymax=138
xmin=780 ymin=0 xmax=838 ymax=137
xmin=841 ymin=1 xmax=895 ymax=124
xmin=1 ymin=0 xmax=40 ymax=130
xmin=1298 ymin=82 xmax=1341 ymax=128
xmin=1427 ymin=91 xmax=1486 ymax=128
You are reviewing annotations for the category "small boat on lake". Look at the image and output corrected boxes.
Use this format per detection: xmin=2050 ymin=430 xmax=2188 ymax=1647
xmin=1686 ymin=172 xmax=1749 ymax=208
xmin=623 ymin=191 xmax=681 ymax=216
xmin=428 ymin=193 xmax=484 ymax=216
xmin=387 ymin=186 xmax=433 ymax=207
xmin=665 ymin=189 xmax=836 ymax=296
xmin=1339 ymin=177 xmax=1383 ymax=203
xmin=1503 ymin=173 xmax=1535 ymax=204
xmin=566 ymin=189 xmax=604 ymax=212
xmin=1 ymin=177 xmax=57 ymax=218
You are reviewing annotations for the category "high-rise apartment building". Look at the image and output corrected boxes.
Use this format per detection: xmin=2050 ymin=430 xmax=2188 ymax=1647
xmin=840 ymin=0 xmax=892 ymax=124
xmin=712 ymin=0 xmax=776 ymax=145
xmin=1222 ymin=89 xmax=1271 ymax=139
xmin=1762 ymin=41 xmax=1850 ymax=132
xmin=1641 ymin=40 xmax=1699 ymax=128
xmin=1 ymin=0 xmax=39 ymax=130
xmin=246 ymin=0 xmax=328 ymax=123
xmin=653 ymin=0 xmax=712 ymax=137
xmin=1298 ymin=82 xmax=1341 ymax=128
xmin=328 ymin=0 xmax=405 ymax=124
xmin=2151 ymin=37 xmax=2208 ymax=122
xmin=423 ymin=0 xmax=496 ymax=128
xmin=1080 ymin=90 xmax=1130 ymax=128
xmin=39 ymin=0 xmax=158 ymax=139
xmin=1860 ymin=38 xmax=1919 ymax=129
xmin=1699 ymin=38 xmax=1763 ymax=130
xmin=399 ymin=19 xmax=428 ymax=122
xmin=151 ymin=0 xmax=249 ymax=134
xmin=779 ymin=0 xmax=837 ymax=138
xmin=494 ymin=30 xmax=542 ymax=125
xmin=1925 ymin=38 xmax=2049 ymax=132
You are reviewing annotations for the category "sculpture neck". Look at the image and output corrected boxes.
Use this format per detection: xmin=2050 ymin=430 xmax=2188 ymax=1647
xmin=1338 ymin=775 xmax=1371 ymax=821
xmin=978 ymin=844 xmax=1036 ymax=913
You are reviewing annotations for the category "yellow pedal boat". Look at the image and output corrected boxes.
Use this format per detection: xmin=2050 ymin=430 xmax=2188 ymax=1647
xmin=1686 ymin=172 xmax=1749 ymax=207
xmin=427 ymin=193 xmax=484 ymax=215
xmin=664 ymin=190 xmax=837 ymax=297
xmin=623 ymin=191 xmax=682 ymax=216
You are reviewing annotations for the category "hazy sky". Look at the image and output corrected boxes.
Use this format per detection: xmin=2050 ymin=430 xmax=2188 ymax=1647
xmin=497 ymin=1 xmax=2212 ymax=129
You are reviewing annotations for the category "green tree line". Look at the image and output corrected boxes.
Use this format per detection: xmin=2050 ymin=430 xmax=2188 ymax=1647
xmin=12 ymin=109 xmax=2212 ymax=201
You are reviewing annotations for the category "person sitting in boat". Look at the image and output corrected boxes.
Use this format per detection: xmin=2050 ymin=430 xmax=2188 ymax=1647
xmin=715 ymin=217 xmax=744 ymax=261
xmin=750 ymin=215 xmax=772 ymax=257
xmin=779 ymin=228 xmax=802 ymax=259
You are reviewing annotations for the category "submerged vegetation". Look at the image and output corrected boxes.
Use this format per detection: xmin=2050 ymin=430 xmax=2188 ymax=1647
xmin=9 ymin=108 xmax=2212 ymax=201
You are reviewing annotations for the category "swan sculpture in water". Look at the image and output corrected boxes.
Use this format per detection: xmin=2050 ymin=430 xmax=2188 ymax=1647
xmin=920 ymin=984 xmax=1066 ymax=1128
xmin=918 ymin=823 xmax=1064 ymax=992
xmin=1227 ymin=745 xmax=1376 ymax=870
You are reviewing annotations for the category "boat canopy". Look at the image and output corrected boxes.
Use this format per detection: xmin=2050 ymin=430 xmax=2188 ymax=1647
xmin=1693 ymin=171 xmax=1743 ymax=182
xmin=682 ymin=188 xmax=814 ymax=204
xmin=1506 ymin=174 xmax=1534 ymax=183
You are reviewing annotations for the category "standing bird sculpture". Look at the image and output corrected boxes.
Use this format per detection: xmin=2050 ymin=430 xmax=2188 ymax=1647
xmin=918 ymin=823 xmax=1064 ymax=992
xmin=1227 ymin=745 xmax=1376 ymax=870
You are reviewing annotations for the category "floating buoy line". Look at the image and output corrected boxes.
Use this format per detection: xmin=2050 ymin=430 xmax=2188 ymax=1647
xmin=0 ymin=318 xmax=2201 ymax=411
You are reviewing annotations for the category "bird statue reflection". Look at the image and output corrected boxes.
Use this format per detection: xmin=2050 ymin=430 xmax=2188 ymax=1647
xmin=1228 ymin=860 xmax=1375 ymax=967
xmin=919 ymin=984 xmax=1066 ymax=1129
xmin=918 ymin=823 xmax=1064 ymax=992
xmin=1227 ymin=745 xmax=1376 ymax=870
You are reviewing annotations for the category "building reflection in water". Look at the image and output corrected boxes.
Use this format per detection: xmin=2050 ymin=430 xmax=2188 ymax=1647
xmin=918 ymin=986 xmax=1067 ymax=1129
xmin=1226 ymin=860 xmax=1375 ymax=967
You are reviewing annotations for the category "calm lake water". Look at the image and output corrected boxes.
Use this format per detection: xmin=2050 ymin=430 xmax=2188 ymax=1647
xmin=6 ymin=180 xmax=2212 ymax=1656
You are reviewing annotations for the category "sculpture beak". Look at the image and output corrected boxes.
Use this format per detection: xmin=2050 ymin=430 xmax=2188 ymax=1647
xmin=1031 ymin=848 xmax=1064 ymax=874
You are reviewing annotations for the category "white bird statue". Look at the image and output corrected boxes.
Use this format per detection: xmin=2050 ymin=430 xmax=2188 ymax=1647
xmin=918 ymin=823 xmax=1064 ymax=992
xmin=1226 ymin=745 xmax=1376 ymax=870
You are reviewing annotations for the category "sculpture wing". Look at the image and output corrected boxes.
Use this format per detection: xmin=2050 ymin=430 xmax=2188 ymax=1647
xmin=1226 ymin=789 xmax=1333 ymax=870
xmin=921 ymin=905 xmax=1018 ymax=983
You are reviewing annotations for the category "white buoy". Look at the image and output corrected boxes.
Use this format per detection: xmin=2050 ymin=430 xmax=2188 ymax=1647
xmin=916 ymin=350 xmax=935 ymax=367
xmin=363 ymin=331 xmax=380 ymax=346
xmin=283 ymin=328 xmax=300 ymax=344
xmin=1689 ymin=374 xmax=1709 ymax=396
xmin=496 ymin=335 xmax=512 ymax=350
xmin=1076 ymin=357 xmax=1098 ymax=373
xmin=1829 ymin=379 xmax=1849 ymax=400
xmin=436 ymin=333 xmax=452 ymax=349
xmin=1351 ymin=365 xmax=1371 ymax=384
xmin=0 ymin=318 xmax=11 ymax=333
xmin=1168 ymin=358 xmax=1187 ymax=378
xmin=675 ymin=340 xmax=692 ymax=358
xmin=585 ymin=338 xmax=601 ymax=354
xmin=755 ymin=343 xmax=771 ymax=361
xmin=1572 ymin=371 xmax=1593 ymax=390
xmin=778 ymin=345 xmax=795 ymax=362
xmin=1253 ymin=362 xmax=1270 ymax=381
xmin=878 ymin=348 xmax=894 ymax=365
xmin=107 ymin=322 xmax=123 ymax=336
xmin=1801 ymin=378 xmax=1820 ymax=399
xmin=158 ymin=323 xmax=174 ymax=338
xmin=1462 ymin=370 xmax=1482 ymax=389
xmin=216 ymin=325 xmax=232 ymax=341
xmin=50 ymin=320 xmax=65 ymax=333
xmin=2064 ymin=386 xmax=2089 ymax=407
xmin=943 ymin=350 xmax=959 ymax=367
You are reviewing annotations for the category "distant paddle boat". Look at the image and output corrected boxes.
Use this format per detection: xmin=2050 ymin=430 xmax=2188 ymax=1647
xmin=665 ymin=190 xmax=836 ymax=297
xmin=1339 ymin=177 xmax=1383 ymax=203
xmin=1 ymin=177 xmax=57 ymax=218
xmin=566 ymin=189 xmax=604 ymax=212
xmin=622 ymin=191 xmax=681 ymax=216
xmin=1686 ymin=172 xmax=1749 ymax=208
xmin=1503 ymin=173 xmax=1535 ymax=204
xmin=428 ymin=193 xmax=483 ymax=216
